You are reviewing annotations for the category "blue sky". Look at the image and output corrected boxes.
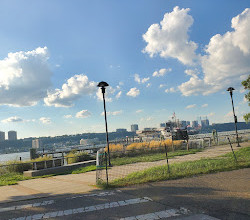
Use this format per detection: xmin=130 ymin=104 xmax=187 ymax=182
xmin=0 ymin=0 xmax=249 ymax=138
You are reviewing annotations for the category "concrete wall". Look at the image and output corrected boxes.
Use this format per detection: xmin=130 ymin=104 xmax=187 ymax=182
xmin=23 ymin=160 xmax=96 ymax=177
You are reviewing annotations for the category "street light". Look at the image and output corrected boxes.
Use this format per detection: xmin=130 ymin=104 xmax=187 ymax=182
xmin=97 ymin=81 xmax=112 ymax=166
xmin=227 ymin=87 xmax=241 ymax=147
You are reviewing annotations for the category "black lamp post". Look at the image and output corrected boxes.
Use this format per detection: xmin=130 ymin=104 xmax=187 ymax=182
xmin=227 ymin=87 xmax=241 ymax=147
xmin=97 ymin=81 xmax=112 ymax=166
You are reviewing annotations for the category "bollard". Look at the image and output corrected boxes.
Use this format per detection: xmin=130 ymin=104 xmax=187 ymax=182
xmin=105 ymin=152 xmax=109 ymax=187
xmin=164 ymin=144 xmax=170 ymax=174
xmin=33 ymin=162 xmax=37 ymax=170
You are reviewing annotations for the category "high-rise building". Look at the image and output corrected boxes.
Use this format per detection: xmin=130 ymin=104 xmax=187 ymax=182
xmin=186 ymin=121 xmax=191 ymax=126
xmin=131 ymin=124 xmax=139 ymax=132
xmin=201 ymin=119 xmax=209 ymax=127
xmin=180 ymin=121 xmax=187 ymax=128
xmin=0 ymin=131 xmax=5 ymax=141
xmin=8 ymin=130 xmax=17 ymax=141
xmin=192 ymin=121 xmax=199 ymax=128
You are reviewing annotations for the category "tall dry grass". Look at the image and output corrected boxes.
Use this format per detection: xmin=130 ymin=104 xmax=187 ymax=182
xmin=105 ymin=140 xmax=183 ymax=155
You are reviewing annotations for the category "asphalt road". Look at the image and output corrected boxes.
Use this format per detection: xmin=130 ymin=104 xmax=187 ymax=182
xmin=1 ymin=168 xmax=249 ymax=220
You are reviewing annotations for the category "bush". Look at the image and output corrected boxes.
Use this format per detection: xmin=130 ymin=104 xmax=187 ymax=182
xmin=0 ymin=156 xmax=53 ymax=174
xmin=66 ymin=151 xmax=94 ymax=164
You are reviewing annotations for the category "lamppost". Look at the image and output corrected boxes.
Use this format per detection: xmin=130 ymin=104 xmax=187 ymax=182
xmin=227 ymin=87 xmax=241 ymax=147
xmin=97 ymin=81 xmax=112 ymax=166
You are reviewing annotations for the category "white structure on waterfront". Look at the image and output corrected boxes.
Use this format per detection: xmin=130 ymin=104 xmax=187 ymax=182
xmin=8 ymin=131 xmax=17 ymax=141
xmin=80 ymin=138 xmax=98 ymax=146
xmin=32 ymin=139 xmax=42 ymax=149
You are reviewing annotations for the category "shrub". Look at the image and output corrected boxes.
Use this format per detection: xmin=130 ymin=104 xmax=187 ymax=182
xmin=66 ymin=151 xmax=94 ymax=164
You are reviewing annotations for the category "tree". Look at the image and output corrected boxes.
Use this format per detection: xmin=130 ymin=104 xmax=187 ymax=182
xmin=242 ymin=75 xmax=250 ymax=122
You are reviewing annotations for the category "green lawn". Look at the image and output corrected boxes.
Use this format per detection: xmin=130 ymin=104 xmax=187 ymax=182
xmin=106 ymin=147 xmax=250 ymax=188
xmin=0 ymin=173 xmax=30 ymax=186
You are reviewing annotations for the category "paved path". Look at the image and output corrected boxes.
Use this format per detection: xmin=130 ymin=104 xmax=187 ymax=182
xmin=0 ymin=171 xmax=97 ymax=204
xmin=0 ymin=141 xmax=248 ymax=204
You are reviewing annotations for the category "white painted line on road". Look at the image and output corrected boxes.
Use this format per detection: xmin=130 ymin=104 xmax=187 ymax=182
xmin=120 ymin=207 xmax=190 ymax=220
xmin=66 ymin=190 xmax=120 ymax=199
xmin=0 ymin=200 xmax=54 ymax=213
xmin=9 ymin=197 xmax=152 ymax=220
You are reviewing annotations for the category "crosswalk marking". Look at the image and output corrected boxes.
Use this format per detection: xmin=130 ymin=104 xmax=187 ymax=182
xmin=9 ymin=197 xmax=152 ymax=220
xmin=120 ymin=208 xmax=190 ymax=220
xmin=0 ymin=200 xmax=54 ymax=213
xmin=66 ymin=190 xmax=120 ymax=199
xmin=1 ymin=190 xmax=120 ymax=214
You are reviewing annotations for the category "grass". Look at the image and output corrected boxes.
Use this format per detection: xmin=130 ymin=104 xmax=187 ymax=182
xmin=0 ymin=148 xmax=201 ymax=186
xmin=71 ymin=165 xmax=97 ymax=174
xmin=111 ymin=149 xmax=202 ymax=166
xmin=105 ymin=147 xmax=250 ymax=188
xmin=0 ymin=173 xmax=30 ymax=186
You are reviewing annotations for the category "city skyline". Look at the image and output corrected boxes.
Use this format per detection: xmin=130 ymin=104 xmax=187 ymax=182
xmin=0 ymin=1 xmax=249 ymax=138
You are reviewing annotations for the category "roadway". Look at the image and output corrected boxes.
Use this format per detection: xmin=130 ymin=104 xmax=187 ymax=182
xmin=1 ymin=168 xmax=249 ymax=220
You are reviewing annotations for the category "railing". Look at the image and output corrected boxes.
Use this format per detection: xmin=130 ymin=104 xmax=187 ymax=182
xmin=0 ymin=154 xmax=95 ymax=175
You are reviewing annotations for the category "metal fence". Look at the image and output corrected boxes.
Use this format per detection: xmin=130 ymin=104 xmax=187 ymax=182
xmin=96 ymin=143 xmax=185 ymax=184
xmin=0 ymin=154 xmax=95 ymax=175
xmin=96 ymin=132 xmax=250 ymax=186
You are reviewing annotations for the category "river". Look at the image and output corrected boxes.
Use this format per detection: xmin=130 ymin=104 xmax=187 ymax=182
xmin=0 ymin=151 xmax=30 ymax=163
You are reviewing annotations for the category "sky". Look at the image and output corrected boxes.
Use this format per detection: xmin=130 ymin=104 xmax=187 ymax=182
xmin=0 ymin=0 xmax=249 ymax=138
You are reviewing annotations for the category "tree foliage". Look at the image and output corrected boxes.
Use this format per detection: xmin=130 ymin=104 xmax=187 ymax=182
xmin=242 ymin=75 xmax=250 ymax=122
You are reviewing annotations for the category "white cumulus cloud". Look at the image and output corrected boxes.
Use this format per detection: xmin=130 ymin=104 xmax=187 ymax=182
xmin=75 ymin=110 xmax=91 ymax=118
xmin=179 ymin=8 xmax=250 ymax=96
xmin=115 ymin=91 xmax=122 ymax=99
xmin=143 ymin=6 xmax=198 ymax=65
xmin=134 ymin=74 xmax=150 ymax=84
xmin=39 ymin=117 xmax=51 ymax=124
xmin=63 ymin=115 xmax=73 ymax=119
xmin=101 ymin=110 xmax=123 ymax=116
xmin=186 ymin=104 xmax=196 ymax=109
xmin=152 ymin=68 xmax=172 ymax=77
xmin=44 ymin=74 xmax=96 ymax=107
xmin=202 ymin=104 xmax=208 ymax=108
xmin=165 ymin=87 xmax=177 ymax=93
xmin=0 ymin=47 xmax=52 ymax=106
xmin=1 ymin=116 xmax=23 ymax=123
xmin=136 ymin=109 xmax=143 ymax=113
xmin=184 ymin=69 xmax=199 ymax=77
xmin=127 ymin=87 xmax=140 ymax=97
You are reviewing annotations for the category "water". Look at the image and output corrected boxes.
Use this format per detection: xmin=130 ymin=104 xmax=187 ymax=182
xmin=0 ymin=151 xmax=30 ymax=163
xmin=0 ymin=145 xmax=103 ymax=163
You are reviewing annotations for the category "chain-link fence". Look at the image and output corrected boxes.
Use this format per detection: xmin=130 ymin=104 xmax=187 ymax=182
xmin=96 ymin=141 xmax=187 ymax=185
xmin=96 ymin=133 xmax=250 ymax=186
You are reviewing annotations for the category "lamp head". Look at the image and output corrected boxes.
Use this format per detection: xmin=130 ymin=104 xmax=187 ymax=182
xmin=97 ymin=81 xmax=109 ymax=88
xmin=227 ymin=87 xmax=235 ymax=92
xmin=227 ymin=87 xmax=235 ymax=96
